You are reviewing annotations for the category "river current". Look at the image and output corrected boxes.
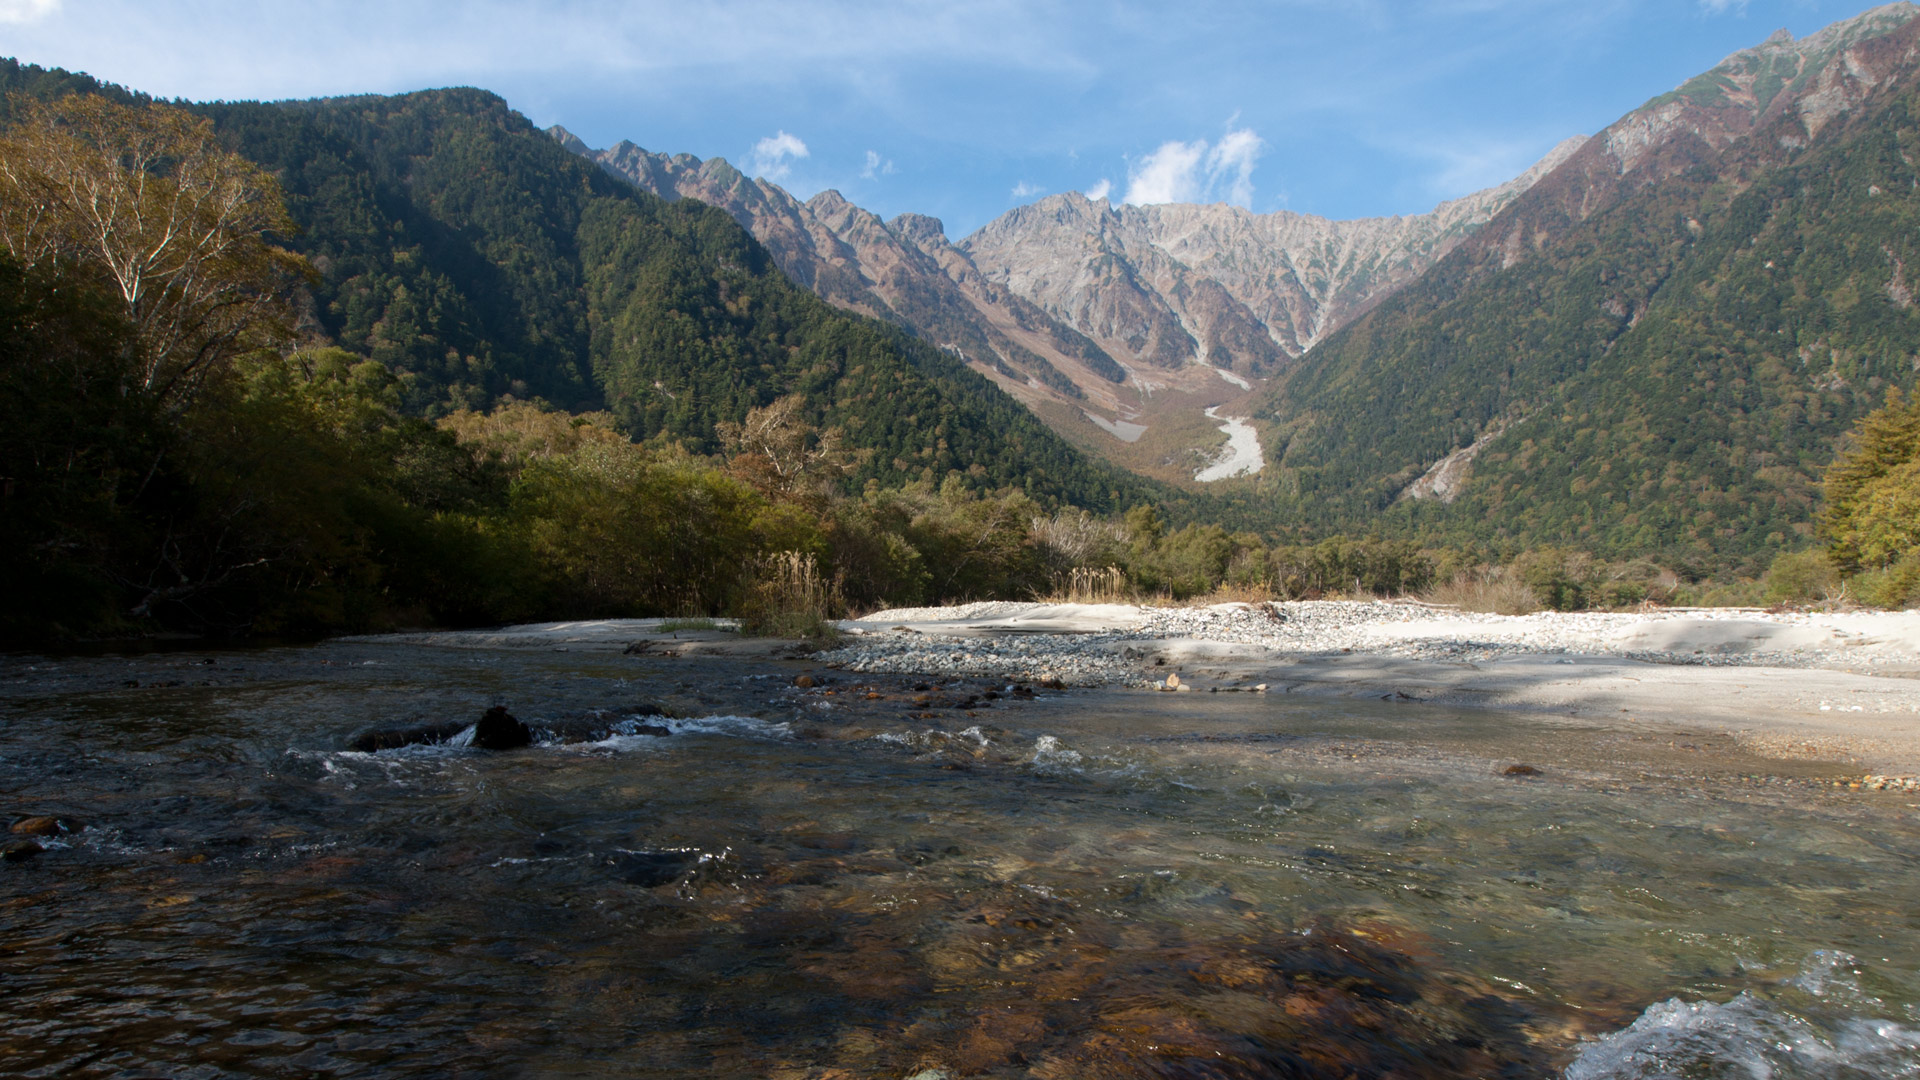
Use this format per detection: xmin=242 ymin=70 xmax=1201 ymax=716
xmin=2 ymin=637 xmax=1917 ymax=1078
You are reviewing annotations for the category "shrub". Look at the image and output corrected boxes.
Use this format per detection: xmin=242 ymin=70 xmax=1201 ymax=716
xmin=1848 ymin=549 xmax=1920 ymax=610
xmin=1763 ymin=549 xmax=1841 ymax=606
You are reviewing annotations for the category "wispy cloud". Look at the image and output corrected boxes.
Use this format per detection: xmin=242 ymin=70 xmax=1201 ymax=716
xmin=0 ymin=0 xmax=58 ymax=24
xmin=860 ymin=149 xmax=896 ymax=179
xmin=1699 ymin=0 xmax=1749 ymax=13
xmin=1085 ymin=178 xmax=1112 ymax=202
xmin=750 ymin=130 xmax=809 ymax=181
xmin=1121 ymin=128 xmax=1265 ymax=207
xmin=1011 ymin=180 xmax=1045 ymax=199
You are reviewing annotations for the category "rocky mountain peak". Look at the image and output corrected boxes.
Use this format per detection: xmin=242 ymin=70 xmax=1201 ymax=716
xmin=888 ymin=213 xmax=949 ymax=254
xmin=545 ymin=124 xmax=591 ymax=157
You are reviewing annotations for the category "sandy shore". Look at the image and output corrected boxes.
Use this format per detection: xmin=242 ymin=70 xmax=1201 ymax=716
xmin=827 ymin=600 xmax=1920 ymax=777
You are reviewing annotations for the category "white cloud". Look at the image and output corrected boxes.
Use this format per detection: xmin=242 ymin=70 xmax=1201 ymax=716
xmin=1698 ymin=0 xmax=1748 ymax=12
xmin=1124 ymin=140 xmax=1207 ymax=204
xmin=1121 ymin=128 xmax=1265 ymax=207
xmin=750 ymin=130 xmax=809 ymax=181
xmin=860 ymin=149 xmax=895 ymax=179
xmin=1210 ymin=128 xmax=1262 ymax=207
xmin=1085 ymin=178 xmax=1112 ymax=202
xmin=1011 ymin=180 xmax=1045 ymax=198
xmin=0 ymin=0 xmax=59 ymax=23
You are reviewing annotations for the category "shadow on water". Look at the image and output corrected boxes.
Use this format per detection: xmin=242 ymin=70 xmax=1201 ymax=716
xmin=2 ymin=640 xmax=1917 ymax=1077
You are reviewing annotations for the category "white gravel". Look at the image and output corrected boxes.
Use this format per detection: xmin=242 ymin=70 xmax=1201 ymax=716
xmin=821 ymin=601 xmax=1920 ymax=687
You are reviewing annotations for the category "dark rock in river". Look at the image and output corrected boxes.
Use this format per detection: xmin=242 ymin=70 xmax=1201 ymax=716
xmin=3 ymin=840 xmax=44 ymax=862
xmin=10 ymin=816 xmax=60 ymax=836
xmin=471 ymin=706 xmax=531 ymax=750
xmin=1503 ymin=764 xmax=1543 ymax=777
xmin=606 ymin=848 xmax=699 ymax=887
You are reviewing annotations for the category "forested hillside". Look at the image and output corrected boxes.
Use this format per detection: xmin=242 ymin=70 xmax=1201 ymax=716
xmin=1254 ymin=11 xmax=1920 ymax=574
xmin=0 ymin=60 xmax=1149 ymax=511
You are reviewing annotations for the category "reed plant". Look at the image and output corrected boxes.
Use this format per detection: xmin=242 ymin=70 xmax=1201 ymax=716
xmin=1419 ymin=567 xmax=1541 ymax=615
xmin=1047 ymin=565 xmax=1129 ymax=603
xmin=737 ymin=550 xmax=844 ymax=643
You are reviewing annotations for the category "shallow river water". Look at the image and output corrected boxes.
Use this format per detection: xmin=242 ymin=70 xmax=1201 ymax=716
xmin=3 ymin=638 xmax=1918 ymax=1078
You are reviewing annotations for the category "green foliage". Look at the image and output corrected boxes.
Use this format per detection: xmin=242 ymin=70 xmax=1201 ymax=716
xmin=1823 ymin=387 xmax=1920 ymax=570
xmin=1126 ymin=521 xmax=1237 ymax=599
xmin=1267 ymin=538 xmax=1437 ymax=600
xmin=1252 ymin=62 xmax=1920 ymax=574
xmin=1763 ymin=548 xmax=1840 ymax=605
xmin=892 ymin=477 xmax=1047 ymax=602
xmin=481 ymin=425 xmax=782 ymax=616
xmin=1511 ymin=548 xmax=1601 ymax=612
xmin=1847 ymin=549 xmax=1920 ymax=608
xmin=0 ymin=256 xmax=151 ymax=639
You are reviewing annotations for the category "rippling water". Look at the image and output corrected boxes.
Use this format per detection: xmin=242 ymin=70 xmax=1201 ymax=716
xmin=2 ymin=639 xmax=1917 ymax=1078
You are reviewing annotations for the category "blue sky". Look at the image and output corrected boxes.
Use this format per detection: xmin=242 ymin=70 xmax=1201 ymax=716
xmin=0 ymin=0 xmax=1899 ymax=237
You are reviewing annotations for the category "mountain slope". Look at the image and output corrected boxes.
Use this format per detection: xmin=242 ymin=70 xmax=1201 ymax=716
xmin=1252 ymin=3 xmax=1920 ymax=571
xmin=0 ymin=59 xmax=1152 ymax=510
xmin=559 ymin=127 xmax=1574 ymax=487
xmin=561 ymin=133 xmax=1126 ymax=403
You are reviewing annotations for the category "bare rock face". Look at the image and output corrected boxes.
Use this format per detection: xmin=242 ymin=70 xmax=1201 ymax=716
xmin=959 ymin=139 xmax=1583 ymax=376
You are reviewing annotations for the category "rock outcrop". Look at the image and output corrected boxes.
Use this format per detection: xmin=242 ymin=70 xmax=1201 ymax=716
xmin=960 ymin=139 xmax=1583 ymax=375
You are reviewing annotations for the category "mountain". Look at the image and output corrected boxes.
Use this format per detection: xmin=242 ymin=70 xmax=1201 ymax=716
xmin=1251 ymin=2 xmax=1920 ymax=572
xmin=961 ymin=140 xmax=1585 ymax=373
xmin=555 ymin=129 xmax=1572 ymax=486
xmin=0 ymin=59 xmax=1153 ymax=511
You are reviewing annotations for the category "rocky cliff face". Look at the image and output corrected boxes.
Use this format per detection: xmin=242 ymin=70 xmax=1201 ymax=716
xmin=554 ymin=133 xmax=1127 ymax=416
xmin=958 ymin=138 xmax=1585 ymax=377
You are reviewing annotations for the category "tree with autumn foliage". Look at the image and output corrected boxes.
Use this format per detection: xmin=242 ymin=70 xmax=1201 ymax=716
xmin=0 ymin=94 xmax=308 ymax=409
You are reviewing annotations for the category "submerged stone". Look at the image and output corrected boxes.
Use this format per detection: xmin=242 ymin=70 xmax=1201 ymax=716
xmin=606 ymin=848 xmax=699 ymax=887
xmin=10 ymin=816 xmax=60 ymax=836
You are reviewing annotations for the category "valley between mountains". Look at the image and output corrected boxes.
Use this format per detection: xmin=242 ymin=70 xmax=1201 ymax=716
xmin=547 ymin=123 xmax=1585 ymax=488
xmin=545 ymin=1 xmax=1920 ymax=574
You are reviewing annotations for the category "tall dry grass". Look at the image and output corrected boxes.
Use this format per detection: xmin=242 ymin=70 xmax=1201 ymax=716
xmin=1044 ymin=565 xmax=1129 ymax=603
xmin=738 ymin=550 xmax=844 ymax=642
xmin=1419 ymin=567 xmax=1541 ymax=615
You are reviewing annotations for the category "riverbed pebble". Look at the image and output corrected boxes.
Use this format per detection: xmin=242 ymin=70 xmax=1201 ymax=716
xmin=818 ymin=600 xmax=1920 ymax=687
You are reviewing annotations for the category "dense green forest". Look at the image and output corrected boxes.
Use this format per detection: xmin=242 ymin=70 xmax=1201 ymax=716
xmin=1253 ymin=50 xmax=1920 ymax=577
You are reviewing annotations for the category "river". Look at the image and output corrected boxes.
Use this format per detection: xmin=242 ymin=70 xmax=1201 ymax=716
xmin=3 ymin=637 xmax=1916 ymax=1077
